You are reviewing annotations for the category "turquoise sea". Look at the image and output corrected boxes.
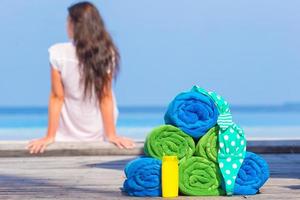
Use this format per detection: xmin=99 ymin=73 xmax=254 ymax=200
xmin=0 ymin=105 xmax=300 ymax=141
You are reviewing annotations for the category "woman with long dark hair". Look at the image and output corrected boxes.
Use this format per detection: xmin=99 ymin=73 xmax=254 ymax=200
xmin=27 ymin=1 xmax=135 ymax=153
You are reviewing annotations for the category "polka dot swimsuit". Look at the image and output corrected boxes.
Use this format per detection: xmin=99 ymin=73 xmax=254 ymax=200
xmin=192 ymin=86 xmax=247 ymax=195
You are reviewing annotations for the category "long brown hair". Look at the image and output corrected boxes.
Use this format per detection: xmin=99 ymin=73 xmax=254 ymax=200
xmin=68 ymin=1 xmax=119 ymax=101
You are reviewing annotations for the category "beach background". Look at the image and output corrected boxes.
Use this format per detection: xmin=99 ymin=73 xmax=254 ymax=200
xmin=0 ymin=0 xmax=300 ymax=141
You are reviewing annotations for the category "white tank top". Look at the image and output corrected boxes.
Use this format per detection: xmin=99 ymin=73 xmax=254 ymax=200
xmin=48 ymin=42 xmax=118 ymax=142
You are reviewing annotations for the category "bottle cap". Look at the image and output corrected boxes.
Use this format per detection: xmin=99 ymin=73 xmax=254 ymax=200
xmin=162 ymin=155 xmax=178 ymax=162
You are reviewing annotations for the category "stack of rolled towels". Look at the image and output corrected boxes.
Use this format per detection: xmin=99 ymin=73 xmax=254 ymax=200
xmin=123 ymin=86 xmax=269 ymax=197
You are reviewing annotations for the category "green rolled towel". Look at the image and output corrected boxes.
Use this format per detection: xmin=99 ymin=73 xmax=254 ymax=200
xmin=179 ymin=156 xmax=225 ymax=196
xmin=144 ymin=125 xmax=195 ymax=160
xmin=195 ymin=126 xmax=219 ymax=164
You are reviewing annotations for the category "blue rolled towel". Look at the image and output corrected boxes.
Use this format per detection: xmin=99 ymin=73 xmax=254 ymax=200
xmin=234 ymin=152 xmax=270 ymax=195
xmin=164 ymin=89 xmax=219 ymax=139
xmin=123 ymin=157 xmax=162 ymax=197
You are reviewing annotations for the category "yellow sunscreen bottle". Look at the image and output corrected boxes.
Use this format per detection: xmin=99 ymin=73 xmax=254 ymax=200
xmin=162 ymin=156 xmax=179 ymax=198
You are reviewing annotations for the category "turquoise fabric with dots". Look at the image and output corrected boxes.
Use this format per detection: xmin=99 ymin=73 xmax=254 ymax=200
xmin=192 ymin=86 xmax=247 ymax=195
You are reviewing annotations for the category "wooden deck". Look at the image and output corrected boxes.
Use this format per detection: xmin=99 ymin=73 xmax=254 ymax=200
xmin=0 ymin=154 xmax=299 ymax=199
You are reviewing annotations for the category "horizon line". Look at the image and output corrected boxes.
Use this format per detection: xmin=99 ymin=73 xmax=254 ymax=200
xmin=0 ymin=103 xmax=300 ymax=114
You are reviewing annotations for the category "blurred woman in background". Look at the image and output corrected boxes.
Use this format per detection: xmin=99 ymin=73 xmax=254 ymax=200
xmin=27 ymin=1 xmax=135 ymax=153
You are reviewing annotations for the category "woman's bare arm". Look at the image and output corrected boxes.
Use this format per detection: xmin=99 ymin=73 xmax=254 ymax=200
xmin=27 ymin=67 xmax=64 ymax=154
xmin=100 ymin=79 xmax=135 ymax=149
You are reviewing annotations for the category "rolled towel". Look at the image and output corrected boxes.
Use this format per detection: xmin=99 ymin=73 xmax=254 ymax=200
xmin=179 ymin=156 xmax=225 ymax=196
xmin=144 ymin=125 xmax=195 ymax=160
xmin=195 ymin=126 xmax=219 ymax=164
xmin=123 ymin=157 xmax=162 ymax=197
xmin=234 ymin=152 xmax=270 ymax=195
xmin=164 ymin=89 xmax=219 ymax=139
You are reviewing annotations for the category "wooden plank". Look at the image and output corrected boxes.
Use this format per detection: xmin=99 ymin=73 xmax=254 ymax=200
xmin=0 ymin=155 xmax=299 ymax=199
xmin=1 ymin=140 xmax=300 ymax=157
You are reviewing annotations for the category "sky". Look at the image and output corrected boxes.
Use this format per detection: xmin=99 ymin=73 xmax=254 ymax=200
xmin=0 ymin=0 xmax=299 ymax=106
